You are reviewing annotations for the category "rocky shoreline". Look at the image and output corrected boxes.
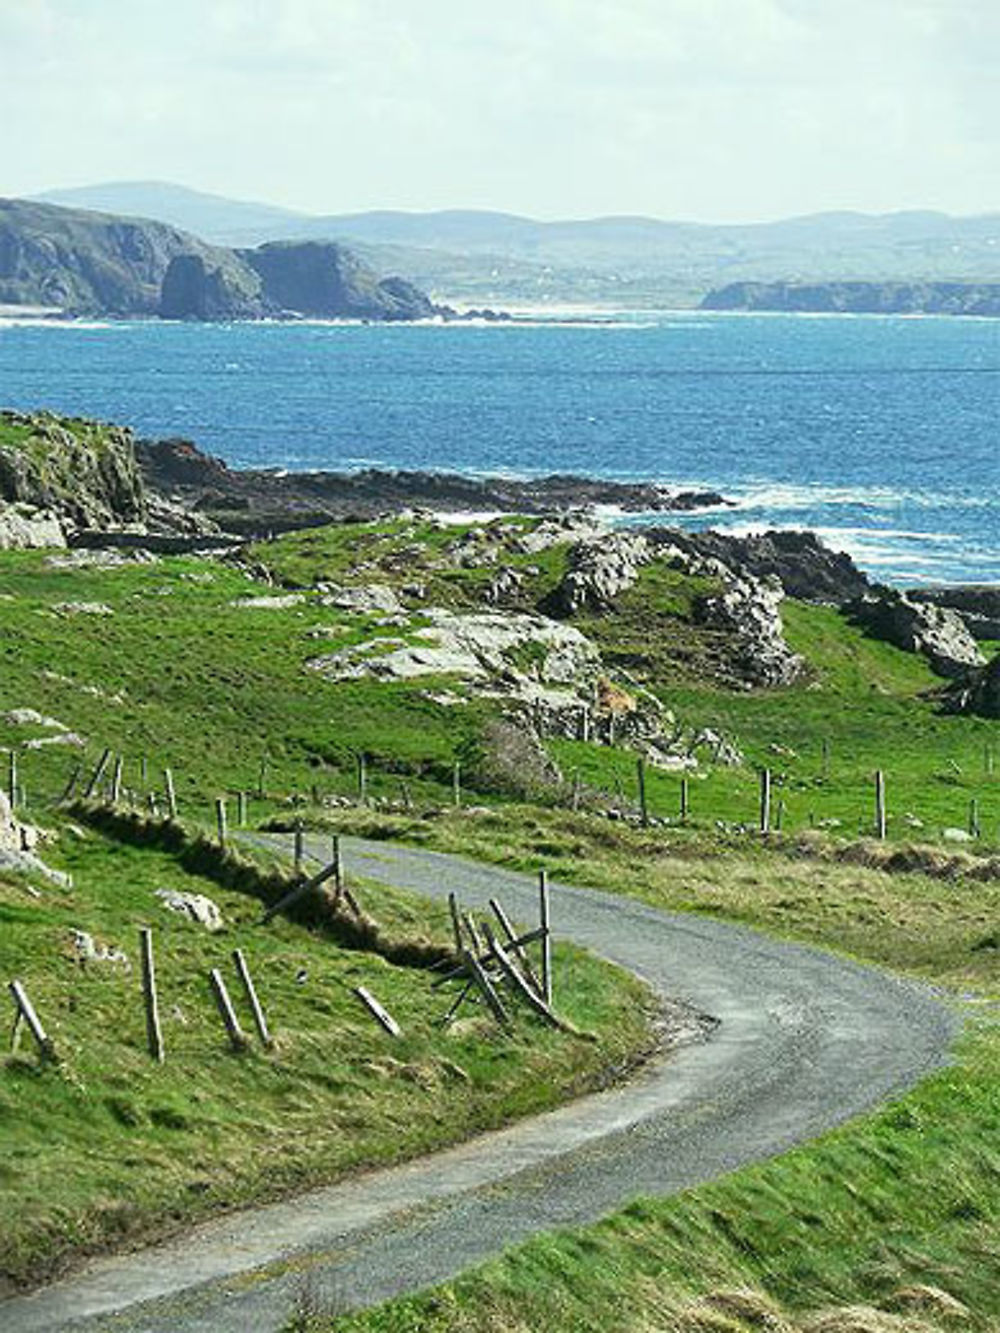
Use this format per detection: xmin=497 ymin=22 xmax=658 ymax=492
xmin=134 ymin=436 xmax=732 ymax=532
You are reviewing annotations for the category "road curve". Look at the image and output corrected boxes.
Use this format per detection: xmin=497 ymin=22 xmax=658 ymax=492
xmin=3 ymin=833 xmax=957 ymax=1332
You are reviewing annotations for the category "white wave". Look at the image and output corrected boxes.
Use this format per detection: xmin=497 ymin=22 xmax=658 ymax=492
xmin=724 ymin=480 xmax=996 ymax=514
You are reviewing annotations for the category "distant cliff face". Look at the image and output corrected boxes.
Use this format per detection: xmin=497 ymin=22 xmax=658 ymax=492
xmin=701 ymin=280 xmax=1000 ymax=315
xmin=242 ymin=241 xmax=437 ymax=320
xmin=0 ymin=198 xmax=441 ymax=321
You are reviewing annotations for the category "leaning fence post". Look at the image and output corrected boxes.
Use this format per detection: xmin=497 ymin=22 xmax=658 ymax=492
xmin=139 ymin=927 xmax=164 ymax=1063
xmin=874 ymin=769 xmax=886 ymax=840
xmin=539 ymin=869 xmax=552 ymax=1006
xmin=84 ymin=747 xmax=111 ymax=800
xmin=209 ymin=968 xmax=245 ymax=1051
xmin=61 ymin=760 xmax=82 ymax=803
xmin=7 ymin=980 xmax=53 ymax=1059
xmin=233 ymin=948 xmax=270 ymax=1046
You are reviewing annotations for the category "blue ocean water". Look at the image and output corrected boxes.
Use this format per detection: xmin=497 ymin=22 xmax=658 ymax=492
xmin=0 ymin=311 xmax=997 ymax=585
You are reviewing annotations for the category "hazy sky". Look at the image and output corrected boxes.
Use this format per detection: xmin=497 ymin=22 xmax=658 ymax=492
xmin=2 ymin=0 xmax=997 ymax=221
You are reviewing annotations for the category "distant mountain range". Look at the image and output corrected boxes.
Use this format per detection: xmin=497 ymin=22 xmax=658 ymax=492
xmin=32 ymin=181 xmax=1000 ymax=308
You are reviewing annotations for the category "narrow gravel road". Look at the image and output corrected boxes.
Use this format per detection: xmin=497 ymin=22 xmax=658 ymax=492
xmin=3 ymin=834 xmax=957 ymax=1332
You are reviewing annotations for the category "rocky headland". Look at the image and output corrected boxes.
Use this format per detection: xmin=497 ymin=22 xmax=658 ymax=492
xmin=701 ymin=280 xmax=1000 ymax=316
xmin=0 ymin=198 xmax=452 ymax=321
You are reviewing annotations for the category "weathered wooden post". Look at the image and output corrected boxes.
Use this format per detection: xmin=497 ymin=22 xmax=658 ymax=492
xmin=233 ymin=949 xmax=270 ymax=1046
xmin=332 ymin=834 xmax=343 ymax=901
xmin=61 ymin=761 xmax=82 ymax=803
xmin=110 ymin=754 xmax=124 ymax=805
xmin=969 ymin=798 xmax=981 ymax=839
xmin=353 ymin=986 xmax=401 ymax=1036
xmin=84 ymin=747 xmax=112 ymax=800
xmin=293 ymin=820 xmax=304 ymax=872
xmin=539 ymin=869 xmax=552 ymax=1006
xmin=164 ymin=767 xmax=178 ymax=820
xmin=237 ymin=790 xmax=248 ymax=827
xmin=680 ymin=776 xmax=689 ymax=820
xmin=357 ymin=752 xmax=367 ymax=805
xmin=453 ymin=760 xmax=462 ymax=809
xmin=215 ymin=797 xmax=228 ymax=848
xmin=636 ymin=756 xmax=649 ymax=827
xmin=8 ymin=980 xmax=53 ymax=1059
xmin=139 ymin=927 xmax=164 ymax=1063
xmin=140 ymin=755 xmax=148 ymax=786
xmin=209 ymin=968 xmax=245 ymax=1051
xmin=448 ymin=891 xmax=464 ymax=953
xmin=7 ymin=750 xmax=17 ymax=810
xmin=759 ymin=767 xmax=772 ymax=834
xmin=874 ymin=769 xmax=886 ymax=840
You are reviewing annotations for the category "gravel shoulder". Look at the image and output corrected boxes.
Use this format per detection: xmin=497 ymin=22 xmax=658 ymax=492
xmin=2 ymin=834 xmax=957 ymax=1332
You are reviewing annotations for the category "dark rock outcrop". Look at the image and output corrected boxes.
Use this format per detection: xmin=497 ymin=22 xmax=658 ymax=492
xmin=651 ymin=529 xmax=871 ymax=604
xmin=159 ymin=253 xmax=263 ymax=320
xmin=843 ymin=587 xmax=986 ymax=677
xmin=940 ymin=654 xmax=1000 ymax=717
xmin=701 ymin=280 xmax=1000 ymax=316
xmin=242 ymin=242 xmax=437 ymax=320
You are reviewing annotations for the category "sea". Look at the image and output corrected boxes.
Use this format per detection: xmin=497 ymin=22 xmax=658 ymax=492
xmin=1 ymin=310 xmax=998 ymax=586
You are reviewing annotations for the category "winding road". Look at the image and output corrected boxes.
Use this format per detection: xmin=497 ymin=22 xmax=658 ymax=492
xmin=3 ymin=833 xmax=957 ymax=1332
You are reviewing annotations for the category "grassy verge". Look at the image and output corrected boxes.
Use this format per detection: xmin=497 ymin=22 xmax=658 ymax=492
xmin=0 ymin=817 xmax=656 ymax=1292
xmin=277 ymin=804 xmax=1000 ymax=1331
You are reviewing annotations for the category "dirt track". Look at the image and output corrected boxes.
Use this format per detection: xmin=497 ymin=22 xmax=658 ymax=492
xmin=2 ymin=833 xmax=957 ymax=1332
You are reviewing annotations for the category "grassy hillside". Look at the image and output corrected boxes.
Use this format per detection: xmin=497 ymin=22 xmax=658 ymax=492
xmin=1 ymin=506 xmax=999 ymax=1322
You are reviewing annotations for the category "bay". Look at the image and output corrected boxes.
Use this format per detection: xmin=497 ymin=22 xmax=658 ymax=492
xmin=0 ymin=311 xmax=997 ymax=585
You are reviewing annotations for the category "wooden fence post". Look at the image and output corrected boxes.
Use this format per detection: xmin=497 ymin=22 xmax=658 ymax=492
xmin=139 ymin=927 xmax=164 ymax=1063
xmin=7 ymin=750 xmax=17 ymax=810
xmin=237 ymin=791 xmax=248 ymax=827
xmin=84 ymin=748 xmax=112 ymax=800
xmin=209 ymin=969 xmax=245 ymax=1051
xmin=636 ymin=756 xmax=648 ymax=826
xmin=969 ymin=798 xmax=981 ymax=839
xmin=332 ymin=834 xmax=343 ymax=900
xmin=357 ymin=752 xmax=367 ymax=805
xmin=759 ymin=767 xmax=772 ymax=835
xmin=110 ymin=754 xmax=123 ymax=805
xmin=215 ymin=797 xmax=228 ymax=848
xmin=539 ymin=869 xmax=552 ymax=1006
xmin=233 ymin=949 xmax=270 ymax=1045
xmin=164 ymin=767 xmax=178 ymax=820
xmin=680 ymin=776 xmax=689 ymax=820
xmin=7 ymin=980 xmax=53 ymax=1059
xmin=453 ymin=760 xmax=462 ymax=809
xmin=293 ymin=820 xmax=304 ymax=872
xmin=875 ymin=769 xmax=886 ymax=840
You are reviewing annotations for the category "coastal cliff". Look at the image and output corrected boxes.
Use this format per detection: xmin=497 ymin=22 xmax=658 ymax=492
xmin=700 ymin=280 xmax=1000 ymax=315
xmin=0 ymin=198 xmax=442 ymax=321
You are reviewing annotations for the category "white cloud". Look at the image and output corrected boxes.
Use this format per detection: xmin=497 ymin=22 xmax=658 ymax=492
xmin=1 ymin=0 xmax=996 ymax=219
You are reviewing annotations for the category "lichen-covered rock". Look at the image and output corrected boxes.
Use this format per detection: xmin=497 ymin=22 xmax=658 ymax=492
xmin=307 ymin=608 xmax=601 ymax=686
xmin=155 ymin=888 xmax=224 ymax=930
xmin=844 ymin=588 xmax=985 ymax=678
xmin=0 ymin=503 xmax=66 ymax=549
xmin=697 ymin=574 xmax=804 ymax=687
xmin=550 ymin=532 xmax=653 ymax=615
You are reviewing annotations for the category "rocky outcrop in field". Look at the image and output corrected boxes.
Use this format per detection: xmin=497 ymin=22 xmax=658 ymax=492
xmin=844 ymin=588 xmax=985 ymax=678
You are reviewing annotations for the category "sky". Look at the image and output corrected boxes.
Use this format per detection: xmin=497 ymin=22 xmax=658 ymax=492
xmin=1 ymin=0 xmax=997 ymax=222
